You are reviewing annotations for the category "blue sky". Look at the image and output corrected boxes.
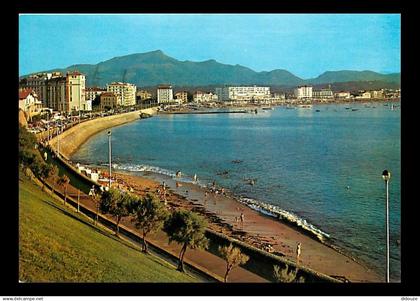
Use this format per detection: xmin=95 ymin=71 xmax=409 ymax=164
xmin=19 ymin=14 xmax=401 ymax=78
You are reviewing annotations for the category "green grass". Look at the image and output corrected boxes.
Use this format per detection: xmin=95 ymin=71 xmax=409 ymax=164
xmin=19 ymin=175 xmax=199 ymax=282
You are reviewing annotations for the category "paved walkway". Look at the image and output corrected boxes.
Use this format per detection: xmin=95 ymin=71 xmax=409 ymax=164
xmin=51 ymin=182 xmax=267 ymax=283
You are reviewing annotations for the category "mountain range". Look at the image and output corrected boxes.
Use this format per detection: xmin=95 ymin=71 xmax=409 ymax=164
xmin=24 ymin=50 xmax=400 ymax=88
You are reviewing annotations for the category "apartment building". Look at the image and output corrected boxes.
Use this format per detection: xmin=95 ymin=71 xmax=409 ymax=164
xmin=107 ymin=82 xmax=136 ymax=107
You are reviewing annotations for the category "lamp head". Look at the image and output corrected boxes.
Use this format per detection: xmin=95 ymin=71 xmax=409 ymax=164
xmin=107 ymin=130 xmax=112 ymax=136
xmin=382 ymin=170 xmax=391 ymax=181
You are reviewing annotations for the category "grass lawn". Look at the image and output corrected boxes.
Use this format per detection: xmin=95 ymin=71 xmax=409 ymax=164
xmin=19 ymin=174 xmax=199 ymax=283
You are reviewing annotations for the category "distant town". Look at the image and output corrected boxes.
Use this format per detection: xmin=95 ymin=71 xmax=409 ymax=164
xmin=19 ymin=70 xmax=401 ymax=133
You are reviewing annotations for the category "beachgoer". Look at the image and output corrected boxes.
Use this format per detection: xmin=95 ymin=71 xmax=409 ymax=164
xmin=163 ymin=181 xmax=166 ymax=190
xmin=44 ymin=151 xmax=48 ymax=161
xmin=205 ymin=191 xmax=208 ymax=197
xmin=296 ymin=242 xmax=301 ymax=262
xmin=193 ymin=174 xmax=197 ymax=182
xmin=240 ymin=213 xmax=244 ymax=223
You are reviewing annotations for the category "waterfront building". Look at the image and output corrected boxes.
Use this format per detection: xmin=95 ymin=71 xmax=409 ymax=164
xmin=273 ymin=92 xmax=286 ymax=100
xmin=215 ymin=86 xmax=270 ymax=101
xmin=294 ymin=85 xmax=313 ymax=99
xmin=107 ymin=82 xmax=137 ymax=107
xmin=370 ymin=90 xmax=384 ymax=99
xmin=136 ymin=89 xmax=153 ymax=102
xmin=175 ymin=91 xmax=188 ymax=103
xmin=67 ymin=71 xmax=88 ymax=112
xmin=354 ymin=91 xmax=371 ymax=99
xmin=157 ymin=85 xmax=174 ymax=103
xmin=19 ymin=73 xmax=51 ymax=107
xmin=20 ymin=71 xmax=87 ymax=113
xmin=193 ymin=91 xmax=218 ymax=102
xmin=334 ymin=91 xmax=351 ymax=99
xmin=313 ymin=88 xmax=333 ymax=99
xmin=86 ymin=87 xmax=106 ymax=101
xmin=18 ymin=89 xmax=43 ymax=119
xmin=100 ymin=92 xmax=121 ymax=110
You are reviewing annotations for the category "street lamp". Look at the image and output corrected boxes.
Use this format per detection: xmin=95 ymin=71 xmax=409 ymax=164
xmin=382 ymin=169 xmax=391 ymax=283
xmin=108 ymin=130 xmax=112 ymax=188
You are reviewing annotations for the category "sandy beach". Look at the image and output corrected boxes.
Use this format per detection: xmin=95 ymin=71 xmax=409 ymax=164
xmin=109 ymin=169 xmax=381 ymax=282
xmin=49 ymin=108 xmax=381 ymax=282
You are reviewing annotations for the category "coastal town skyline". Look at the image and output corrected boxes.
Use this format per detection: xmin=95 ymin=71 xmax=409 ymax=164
xmin=19 ymin=14 xmax=401 ymax=78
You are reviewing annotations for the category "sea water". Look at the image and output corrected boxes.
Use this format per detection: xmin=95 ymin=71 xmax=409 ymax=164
xmin=72 ymin=102 xmax=401 ymax=281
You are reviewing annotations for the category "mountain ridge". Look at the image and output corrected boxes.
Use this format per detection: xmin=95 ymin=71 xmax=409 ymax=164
xmin=22 ymin=50 xmax=400 ymax=88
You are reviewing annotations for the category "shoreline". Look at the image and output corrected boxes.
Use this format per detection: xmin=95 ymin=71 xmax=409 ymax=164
xmin=56 ymin=105 xmax=383 ymax=282
xmin=49 ymin=108 xmax=157 ymax=159
xmin=101 ymin=167 xmax=381 ymax=282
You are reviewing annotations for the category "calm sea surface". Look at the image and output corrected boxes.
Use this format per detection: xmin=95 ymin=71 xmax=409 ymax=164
xmin=72 ymin=102 xmax=401 ymax=281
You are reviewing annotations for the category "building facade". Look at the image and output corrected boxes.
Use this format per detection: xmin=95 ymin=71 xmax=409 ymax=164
xmin=107 ymin=82 xmax=136 ymax=107
xmin=136 ymin=90 xmax=152 ymax=102
xmin=86 ymin=87 xmax=106 ymax=101
xmin=193 ymin=91 xmax=218 ymax=102
xmin=175 ymin=91 xmax=188 ymax=103
xmin=19 ymin=89 xmax=43 ymax=119
xmin=312 ymin=88 xmax=333 ymax=99
xmin=157 ymin=85 xmax=174 ymax=103
xmin=20 ymin=71 xmax=87 ymax=113
xmin=334 ymin=91 xmax=351 ymax=99
xmin=294 ymin=86 xmax=313 ymax=99
xmin=215 ymin=86 xmax=270 ymax=101
xmin=100 ymin=92 xmax=121 ymax=110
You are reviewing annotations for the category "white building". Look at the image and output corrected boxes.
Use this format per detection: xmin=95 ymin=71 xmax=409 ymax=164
xmin=67 ymin=71 xmax=87 ymax=112
xmin=19 ymin=89 xmax=43 ymax=118
xmin=193 ymin=91 xmax=218 ymax=102
xmin=294 ymin=86 xmax=313 ymax=99
xmin=157 ymin=85 xmax=174 ymax=103
xmin=215 ymin=86 xmax=270 ymax=101
xmin=107 ymin=82 xmax=137 ymax=107
xmin=312 ymin=88 xmax=333 ymax=99
xmin=334 ymin=91 xmax=351 ymax=99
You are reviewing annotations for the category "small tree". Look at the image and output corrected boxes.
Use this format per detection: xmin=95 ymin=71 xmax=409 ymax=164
xmin=273 ymin=264 xmax=305 ymax=283
xmin=100 ymin=188 xmax=133 ymax=236
xmin=163 ymin=210 xmax=209 ymax=272
xmin=38 ymin=163 xmax=57 ymax=191
xmin=132 ymin=193 xmax=168 ymax=254
xmin=57 ymin=174 xmax=70 ymax=205
xmin=218 ymin=244 xmax=250 ymax=282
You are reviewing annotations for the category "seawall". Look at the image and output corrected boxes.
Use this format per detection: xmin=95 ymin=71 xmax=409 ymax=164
xmin=48 ymin=108 xmax=157 ymax=160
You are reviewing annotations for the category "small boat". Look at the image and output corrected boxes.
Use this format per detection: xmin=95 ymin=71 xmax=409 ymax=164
xmin=262 ymin=107 xmax=274 ymax=111
xmin=315 ymin=109 xmax=320 ymax=112
xmin=139 ymin=112 xmax=152 ymax=119
xmin=345 ymin=107 xmax=351 ymax=110
xmin=351 ymin=109 xmax=358 ymax=111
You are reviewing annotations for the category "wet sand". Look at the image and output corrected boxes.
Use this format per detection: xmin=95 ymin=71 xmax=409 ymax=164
xmin=103 ymin=168 xmax=381 ymax=283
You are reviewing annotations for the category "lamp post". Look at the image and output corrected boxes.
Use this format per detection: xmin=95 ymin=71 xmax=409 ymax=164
xmin=382 ymin=169 xmax=391 ymax=283
xmin=108 ymin=130 xmax=112 ymax=188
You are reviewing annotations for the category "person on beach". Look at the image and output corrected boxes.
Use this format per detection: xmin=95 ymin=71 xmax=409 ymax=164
xmin=240 ymin=213 xmax=244 ymax=223
xmin=44 ymin=151 xmax=48 ymax=161
xmin=296 ymin=242 xmax=302 ymax=264
xmin=193 ymin=174 xmax=197 ymax=182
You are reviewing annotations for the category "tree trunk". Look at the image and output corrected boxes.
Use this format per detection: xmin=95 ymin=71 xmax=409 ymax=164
xmin=224 ymin=265 xmax=232 ymax=283
xmin=177 ymin=243 xmax=187 ymax=272
xmin=116 ymin=216 xmax=121 ymax=236
xmin=64 ymin=186 xmax=67 ymax=205
xmin=142 ymin=232 xmax=149 ymax=254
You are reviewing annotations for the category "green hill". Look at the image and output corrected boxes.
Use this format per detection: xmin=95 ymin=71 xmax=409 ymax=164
xmin=19 ymin=175 xmax=198 ymax=282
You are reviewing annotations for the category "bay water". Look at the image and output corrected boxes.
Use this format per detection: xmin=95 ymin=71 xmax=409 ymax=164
xmin=72 ymin=102 xmax=401 ymax=281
